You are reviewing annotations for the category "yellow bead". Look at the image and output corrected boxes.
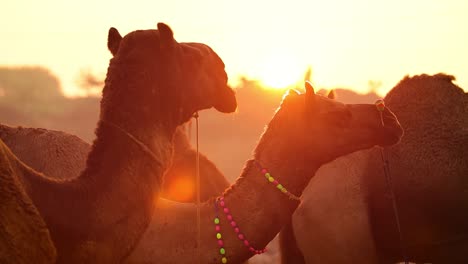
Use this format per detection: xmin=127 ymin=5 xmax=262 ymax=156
xmin=265 ymin=172 xmax=271 ymax=179
xmin=276 ymin=184 xmax=283 ymax=190
xmin=222 ymin=257 xmax=228 ymax=263
xmin=216 ymin=233 xmax=222 ymax=239
xmin=281 ymin=188 xmax=287 ymax=193
xmin=268 ymin=176 xmax=275 ymax=182
xmin=214 ymin=218 xmax=220 ymax=224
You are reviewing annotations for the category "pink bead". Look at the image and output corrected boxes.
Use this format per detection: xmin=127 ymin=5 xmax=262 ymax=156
xmin=234 ymin=227 xmax=240 ymax=233
xmin=219 ymin=201 xmax=225 ymax=207
xmin=223 ymin=207 xmax=229 ymax=214
xmin=256 ymin=250 xmax=261 ymax=254
xmin=261 ymin=168 xmax=267 ymax=174
xmin=273 ymin=180 xmax=279 ymax=185
xmin=230 ymin=221 xmax=236 ymax=227
xmin=215 ymin=225 xmax=221 ymax=232
xmin=227 ymin=214 xmax=233 ymax=221
xmin=217 ymin=240 xmax=224 ymax=247
xmin=263 ymin=248 xmax=267 ymax=253
xmin=244 ymin=240 xmax=250 ymax=246
xmin=238 ymin=234 xmax=244 ymax=240
xmin=249 ymin=247 xmax=255 ymax=252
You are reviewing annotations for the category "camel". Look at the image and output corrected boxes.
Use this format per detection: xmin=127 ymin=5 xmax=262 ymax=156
xmin=125 ymin=84 xmax=403 ymax=264
xmin=0 ymin=139 xmax=56 ymax=264
xmin=0 ymin=22 xmax=237 ymax=263
xmin=289 ymin=73 xmax=468 ymax=264
xmin=2 ymin=81 xmax=404 ymax=263
xmin=0 ymin=124 xmax=228 ymax=202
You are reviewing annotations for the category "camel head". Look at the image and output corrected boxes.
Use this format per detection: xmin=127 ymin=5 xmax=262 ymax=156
xmin=266 ymin=81 xmax=403 ymax=164
xmin=102 ymin=23 xmax=237 ymax=127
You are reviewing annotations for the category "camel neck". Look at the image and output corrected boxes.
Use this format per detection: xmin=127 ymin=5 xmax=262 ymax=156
xmin=79 ymin=118 xmax=174 ymax=194
xmin=21 ymin=118 xmax=175 ymax=262
xmin=128 ymin=114 xmax=325 ymax=263
xmin=129 ymin=158 xmax=321 ymax=264
xmin=209 ymin=113 xmax=321 ymax=262
xmin=219 ymin=158 xmax=318 ymax=255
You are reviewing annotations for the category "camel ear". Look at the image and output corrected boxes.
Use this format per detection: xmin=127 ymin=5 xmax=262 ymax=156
xmin=107 ymin=27 xmax=122 ymax=56
xmin=328 ymin=89 xmax=336 ymax=99
xmin=305 ymin=81 xmax=315 ymax=95
xmin=282 ymin=89 xmax=300 ymax=102
xmin=157 ymin=22 xmax=176 ymax=51
xmin=305 ymin=81 xmax=317 ymax=111
xmin=287 ymin=89 xmax=300 ymax=96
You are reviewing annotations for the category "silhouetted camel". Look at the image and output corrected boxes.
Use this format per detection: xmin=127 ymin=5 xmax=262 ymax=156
xmin=289 ymin=74 xmax=468 ymax=264
xmin=0 ymin=22 xmax=236 ymax=264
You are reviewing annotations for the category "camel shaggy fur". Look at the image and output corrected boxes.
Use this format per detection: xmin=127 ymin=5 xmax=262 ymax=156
xmin=290 ymin=73 xmax=468 ymax=264
xmin=0 ymin=140 xmax=56 ymax=264
xmin=0 ymin=22 xmax=236 ymax=263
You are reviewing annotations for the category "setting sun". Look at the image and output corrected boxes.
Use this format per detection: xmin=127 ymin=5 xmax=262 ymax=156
xmin=256 ymin=53 xmax=305 ymax=89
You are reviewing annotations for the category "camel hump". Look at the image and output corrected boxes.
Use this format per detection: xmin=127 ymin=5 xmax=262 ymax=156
xmin=0 ymin=138 xmax=57 ymax=263
xmin=0 ymin=124 xmax=90 ymax=179
xmin=387 ymin=73 xmax=463 ymax=103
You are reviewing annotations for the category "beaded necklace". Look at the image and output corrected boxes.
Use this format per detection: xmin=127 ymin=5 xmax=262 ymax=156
xmin=254 ymin=160 xmax=301 ymax=201
xmin=214 ymin=200 xmax=228 ymax=264
xmin=212 ymin=161 xmax=304 ymax=262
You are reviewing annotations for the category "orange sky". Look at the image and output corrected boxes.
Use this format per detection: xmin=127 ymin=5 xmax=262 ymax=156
xmin=1 ymin=0 xmax=467 ymax=96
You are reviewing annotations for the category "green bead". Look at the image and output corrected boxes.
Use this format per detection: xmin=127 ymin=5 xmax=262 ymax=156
xmin=276 ymin=184 xmax=283 ymax=190
xmin=222 ymin=257 xmax=228 ymax=263
xmin=268 ymin=176 xmax=275 ymax=182
xmin=216 ymin=233 xmax=222 ymax=239
xmin=220 ymin=248 xmax=226 ymax=255
xmin=265 ymin=172 xmax=271 ymax=179
xmin=214 ymin=218 xmax=220 ymax=224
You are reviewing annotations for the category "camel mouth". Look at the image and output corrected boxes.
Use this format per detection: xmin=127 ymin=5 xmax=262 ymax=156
xmin=378 ymin=128 xmax=403 ymax=146
xmin=376 ymin=107 xmax=404 ymax=146
xmin=378 ymin=121 xmax=404 ymax=146
xmin=214 ymin=87 xmax=237 ymax=113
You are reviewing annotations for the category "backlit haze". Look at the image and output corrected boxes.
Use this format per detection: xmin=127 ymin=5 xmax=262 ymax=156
xmin=1 ymin=0 xmax=467 ymax=96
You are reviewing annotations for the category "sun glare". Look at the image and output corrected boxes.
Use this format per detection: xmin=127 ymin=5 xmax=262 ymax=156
xmin=163 ymin=176 xmax=195 ymax=202
xmin=256 ymin=54 xmax=304 ymax=90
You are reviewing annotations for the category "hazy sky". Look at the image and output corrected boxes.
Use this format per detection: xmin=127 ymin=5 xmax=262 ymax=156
xmin=1 ymin=0 xmax=467 ymax=96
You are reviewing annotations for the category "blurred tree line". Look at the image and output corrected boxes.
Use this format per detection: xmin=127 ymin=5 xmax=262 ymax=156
xmin=0 ymin=66 xmax=100 ymax=140
xmin=0 ymin=66 xmax=379 ymax=180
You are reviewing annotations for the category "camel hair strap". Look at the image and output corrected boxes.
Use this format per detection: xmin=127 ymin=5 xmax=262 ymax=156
xmin=377 ymin=102 xmax=408 ymax=264
xmin=380 ymin=148 xmax=408 ymax=263
xmin=101 ymin=119 xmax=163 ymax=168
xmin=193 ymin=112 xmax=202 ymax=264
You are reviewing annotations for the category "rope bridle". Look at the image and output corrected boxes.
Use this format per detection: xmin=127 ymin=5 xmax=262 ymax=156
xmin=376 ymin=100 xmax=408 ymax=264
xmin=101 ymin=119 xmax=163 ymax=168
xmin=379 ymin=148 xmax=408 ymax=263
xmin=193 ymin=112 xmax=202 ymax=264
